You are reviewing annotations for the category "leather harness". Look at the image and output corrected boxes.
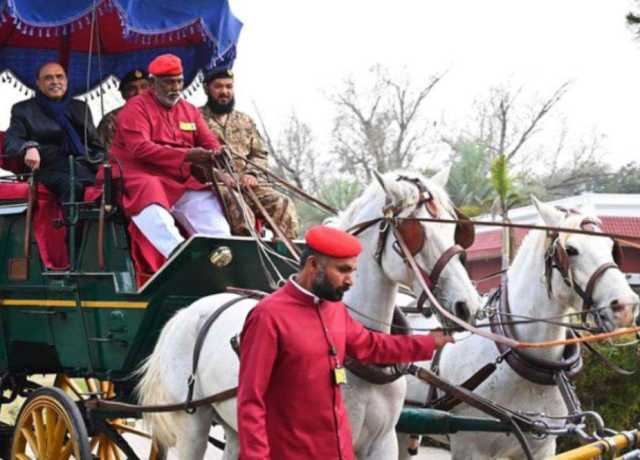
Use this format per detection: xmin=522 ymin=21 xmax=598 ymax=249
xmin=416 ymin=211 xmax=627 ymax=412
xmin=344 ymin=176 xmax=476 ymax=385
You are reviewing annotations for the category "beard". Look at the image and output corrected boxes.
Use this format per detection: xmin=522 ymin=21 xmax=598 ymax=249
xmin=311 ymin=267 xmax=350 ymax=301
xmin=207 ymin=95 xmax=235 ymax=114
xmin=156 ymin=91 xmax=181 ymax=107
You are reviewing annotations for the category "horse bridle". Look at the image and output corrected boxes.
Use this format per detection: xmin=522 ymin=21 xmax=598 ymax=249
xmin=355 ymin=176 xmax=475 ymax=313
xmin=545 ymin=211 xmax=624 ymax=328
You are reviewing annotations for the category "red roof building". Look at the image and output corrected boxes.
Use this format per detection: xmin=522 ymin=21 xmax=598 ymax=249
xmin=466 ymin=193 xmax=640 ymax=293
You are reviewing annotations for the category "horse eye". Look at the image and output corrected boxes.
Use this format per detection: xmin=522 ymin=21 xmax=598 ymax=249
xmin=565 ymin=245 xmax=579 ymax=256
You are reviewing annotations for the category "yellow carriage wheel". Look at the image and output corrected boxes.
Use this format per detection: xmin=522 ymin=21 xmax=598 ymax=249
xmin=11 ymin=387 xmax=91 ymax=460
xmin=55 ymin=375 xmax=162 ymax=460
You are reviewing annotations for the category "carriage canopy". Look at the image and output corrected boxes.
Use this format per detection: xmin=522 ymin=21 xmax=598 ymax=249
xmin=0 ymin=0 xmax=242 ymax=94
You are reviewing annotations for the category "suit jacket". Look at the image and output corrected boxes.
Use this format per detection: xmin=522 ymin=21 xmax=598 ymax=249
xmin=3 ymin=97 xmax=105 ymax=174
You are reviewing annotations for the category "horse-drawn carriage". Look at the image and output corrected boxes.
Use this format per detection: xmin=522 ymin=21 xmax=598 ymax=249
xmin=1 ymin=2 xmax=639 ymax=460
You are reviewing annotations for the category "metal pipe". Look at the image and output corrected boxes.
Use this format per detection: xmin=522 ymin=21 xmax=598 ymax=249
xmin=552 ymin=431 xmax=639 ymax=460
xmin=396 ymin=408 xmax=513 ymax=434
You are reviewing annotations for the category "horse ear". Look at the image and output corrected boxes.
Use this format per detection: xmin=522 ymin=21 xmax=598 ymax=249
xmin=373 ymin=170 xmax=390 ymax=194
xmin=578 ymin=202 xmax=597 ymax=219
xmin=373 ymin=170 xmax=399 ymax=204
xmin=431 ymin=165 xmax=451 ymax=189
xmin=532 ymin=195 xmax=565 ymax=227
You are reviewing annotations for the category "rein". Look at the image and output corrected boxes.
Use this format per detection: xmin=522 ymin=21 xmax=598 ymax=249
xmin=390 ymin=217 xmax=640 ymax=349
xmin=347 ymin=199 xmax=640 ymax=349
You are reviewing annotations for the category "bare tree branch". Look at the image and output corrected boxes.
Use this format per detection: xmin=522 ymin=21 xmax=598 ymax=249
xmin=329 ymin=66 xmax=444 ymax=181
xmin=505 ymin=81 xmax=571 ymax=160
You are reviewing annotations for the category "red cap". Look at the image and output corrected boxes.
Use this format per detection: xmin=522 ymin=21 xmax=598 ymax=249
xmin=148 ymin=54 xmax=183 ymax=76
xmin=305 ymin=225 xmax=362 ymax=258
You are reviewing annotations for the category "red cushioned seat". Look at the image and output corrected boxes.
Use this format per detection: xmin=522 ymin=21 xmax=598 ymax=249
xmin=0 ymin=131 xmax=28 ymax=175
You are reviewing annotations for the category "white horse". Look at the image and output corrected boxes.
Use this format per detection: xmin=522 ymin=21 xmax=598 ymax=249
xmin=135 ymin=168 xmax=481 ymax=459
xmin=398 ymin=197 xmax=639 ymax=460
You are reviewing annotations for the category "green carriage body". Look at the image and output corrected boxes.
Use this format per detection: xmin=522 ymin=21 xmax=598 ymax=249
xmin=0 ymin=200 xmax=297 ymax=384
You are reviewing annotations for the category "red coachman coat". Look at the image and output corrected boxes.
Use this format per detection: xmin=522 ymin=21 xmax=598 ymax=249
xmin=109 ymin=91 xmax=221 ymax=216
xmin=237 ymin=280 xmax=437 ymax=460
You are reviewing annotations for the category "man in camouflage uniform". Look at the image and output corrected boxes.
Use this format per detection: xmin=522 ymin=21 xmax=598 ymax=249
xmin=199 ymin=68 xmax=299 ymax=239
xmin=97 ymin=69 xmax=150 ymax=150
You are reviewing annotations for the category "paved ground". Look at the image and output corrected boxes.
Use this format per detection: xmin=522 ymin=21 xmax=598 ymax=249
xmin=125 ymin=425 xmax=452 ymax=459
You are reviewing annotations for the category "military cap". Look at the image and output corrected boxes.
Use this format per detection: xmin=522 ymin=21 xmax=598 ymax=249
xmin=119 ymin=68 xmax=148 ymax=92
xmin=203 ymin=67 xmax=234 ymax=84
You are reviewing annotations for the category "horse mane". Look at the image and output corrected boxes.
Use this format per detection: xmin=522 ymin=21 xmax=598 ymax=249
xmin=512 ymin=210 xmax=600 ymax=264
xmin=334 ymin=170 xmax=455 ymax=229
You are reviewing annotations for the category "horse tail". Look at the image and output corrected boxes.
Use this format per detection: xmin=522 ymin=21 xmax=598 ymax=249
xmin=135 ymin=312 xmax=184 ymax=449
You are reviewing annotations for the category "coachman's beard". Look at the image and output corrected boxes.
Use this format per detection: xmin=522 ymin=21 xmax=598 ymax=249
xmin=311 ymin=267 xmax=350 ymax=301
xmin=207 ymin=95 xmax=235 ymax=114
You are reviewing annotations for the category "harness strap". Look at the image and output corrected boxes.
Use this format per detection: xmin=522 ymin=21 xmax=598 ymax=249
xmin=344 ymin=307 xmax=411 ymax=385
xmin=408 ymin=364 xmax=535 ymax=460
xmin=583 ymin=262 xmax=618 ymax=309
xmin=416 ymin=245 xmax=465 ymax=311
xmin=185 ymin=294 xmax=255 ymax=414
xmin=85 ymin=387 xmax=238 ymax=414
xmin=424 ymin=348 xmax=443 ymax=406
xmin=427 ymin=362 xmax=498 ymax=412
xmin=490 ymin=279 xmax=583 ymax=385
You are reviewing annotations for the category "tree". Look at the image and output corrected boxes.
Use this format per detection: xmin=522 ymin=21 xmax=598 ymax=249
xmin=444 ymin=83 xmax=610 ymax=212
xmin=295 ymin=178 xmax=364 ymax=230
xmin=448 ymin=82 xmax=571 ymax=166
xmin=627 ymin=4 xmax=640 ymax=35
xmin=330 ymin=65 xmax=444 ymax=182
xmin=588 ymin=162 xmax=640 ymax=194
xmin=516 ymin=129 xmax=611 ymax=199
xmin=446 ymin=139 xmax=493 ymax=214
xmin=253 ymin=107 xmax=322 ymax=195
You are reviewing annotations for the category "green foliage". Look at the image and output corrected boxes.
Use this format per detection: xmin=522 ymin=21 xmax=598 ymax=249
xmin=574 ymin=345 xmax=640 ymax=428
xmin=295 ymin=178 xmax=364 ymax=232
xmin=588 ymin=162 xmax=640 ymax=194
xmin=489 ymin=154 xmax=511 ymax=204
xmin=556 ymin=344 xmax=640 ymax=452
xmin=446 ymin=139 xmax=493 ymax=209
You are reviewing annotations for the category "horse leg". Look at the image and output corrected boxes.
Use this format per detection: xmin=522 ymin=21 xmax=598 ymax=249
xmin=396 ymin=432 xmax=418 ymax=460
xmin=526 ymin=438 xmax=556 ymax=460
xmin=173 ymin=406 xmax=214 ymax=460
xmin=361 ymin=431 xmax=399 ymax=460
xmin=221 ymin=428 xmax=240 ymax=460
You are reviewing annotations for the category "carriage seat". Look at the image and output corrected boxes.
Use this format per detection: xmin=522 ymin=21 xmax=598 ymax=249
xmin=0 ymin=179 xmax=103 ymax=270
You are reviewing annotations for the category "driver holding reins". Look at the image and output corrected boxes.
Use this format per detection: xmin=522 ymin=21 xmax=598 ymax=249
xmin=237 ymin=225 xmax=454 ymax=460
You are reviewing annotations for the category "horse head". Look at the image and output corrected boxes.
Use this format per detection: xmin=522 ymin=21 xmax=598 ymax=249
xmin=532 ymin=197 xmax=639 ymax=331
xmin=339 ymin=168 xmax=480 ymax=328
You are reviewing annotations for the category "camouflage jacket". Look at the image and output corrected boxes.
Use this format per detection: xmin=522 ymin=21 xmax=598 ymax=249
xmin=199 ymin=105 xmax=268 ymax=177
xmin=96 ymin=107 xmax=120 ymax=152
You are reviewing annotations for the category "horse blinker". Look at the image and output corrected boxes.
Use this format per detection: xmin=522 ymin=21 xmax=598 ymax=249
xmin=397 ymin=219 xmax=426 ymax=256
xmin=454 ymin=208 xmax=475 ymax=250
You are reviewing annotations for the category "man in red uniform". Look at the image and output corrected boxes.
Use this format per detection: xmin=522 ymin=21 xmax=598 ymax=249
xmin=238 ymin=225 xmax=454 ymax=460
xmin=110 ymin=54 xmax=234 ymax=258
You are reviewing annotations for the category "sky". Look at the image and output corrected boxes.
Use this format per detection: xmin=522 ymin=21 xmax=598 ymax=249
xmin=222 ymin=0 xmax=640 ymax=169
xmin=1 ymin=0 xmax=639 ymax=170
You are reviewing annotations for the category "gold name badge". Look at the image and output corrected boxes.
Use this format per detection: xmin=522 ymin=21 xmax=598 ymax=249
xmin=179 ymin=122 xmax=197 ymax=131
xmin=333 ymin=366 xmax=347 ymax=385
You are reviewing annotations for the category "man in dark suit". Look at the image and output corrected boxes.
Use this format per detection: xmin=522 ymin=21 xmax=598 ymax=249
xmin=4 ymin=62 xmax=105 ymax=214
